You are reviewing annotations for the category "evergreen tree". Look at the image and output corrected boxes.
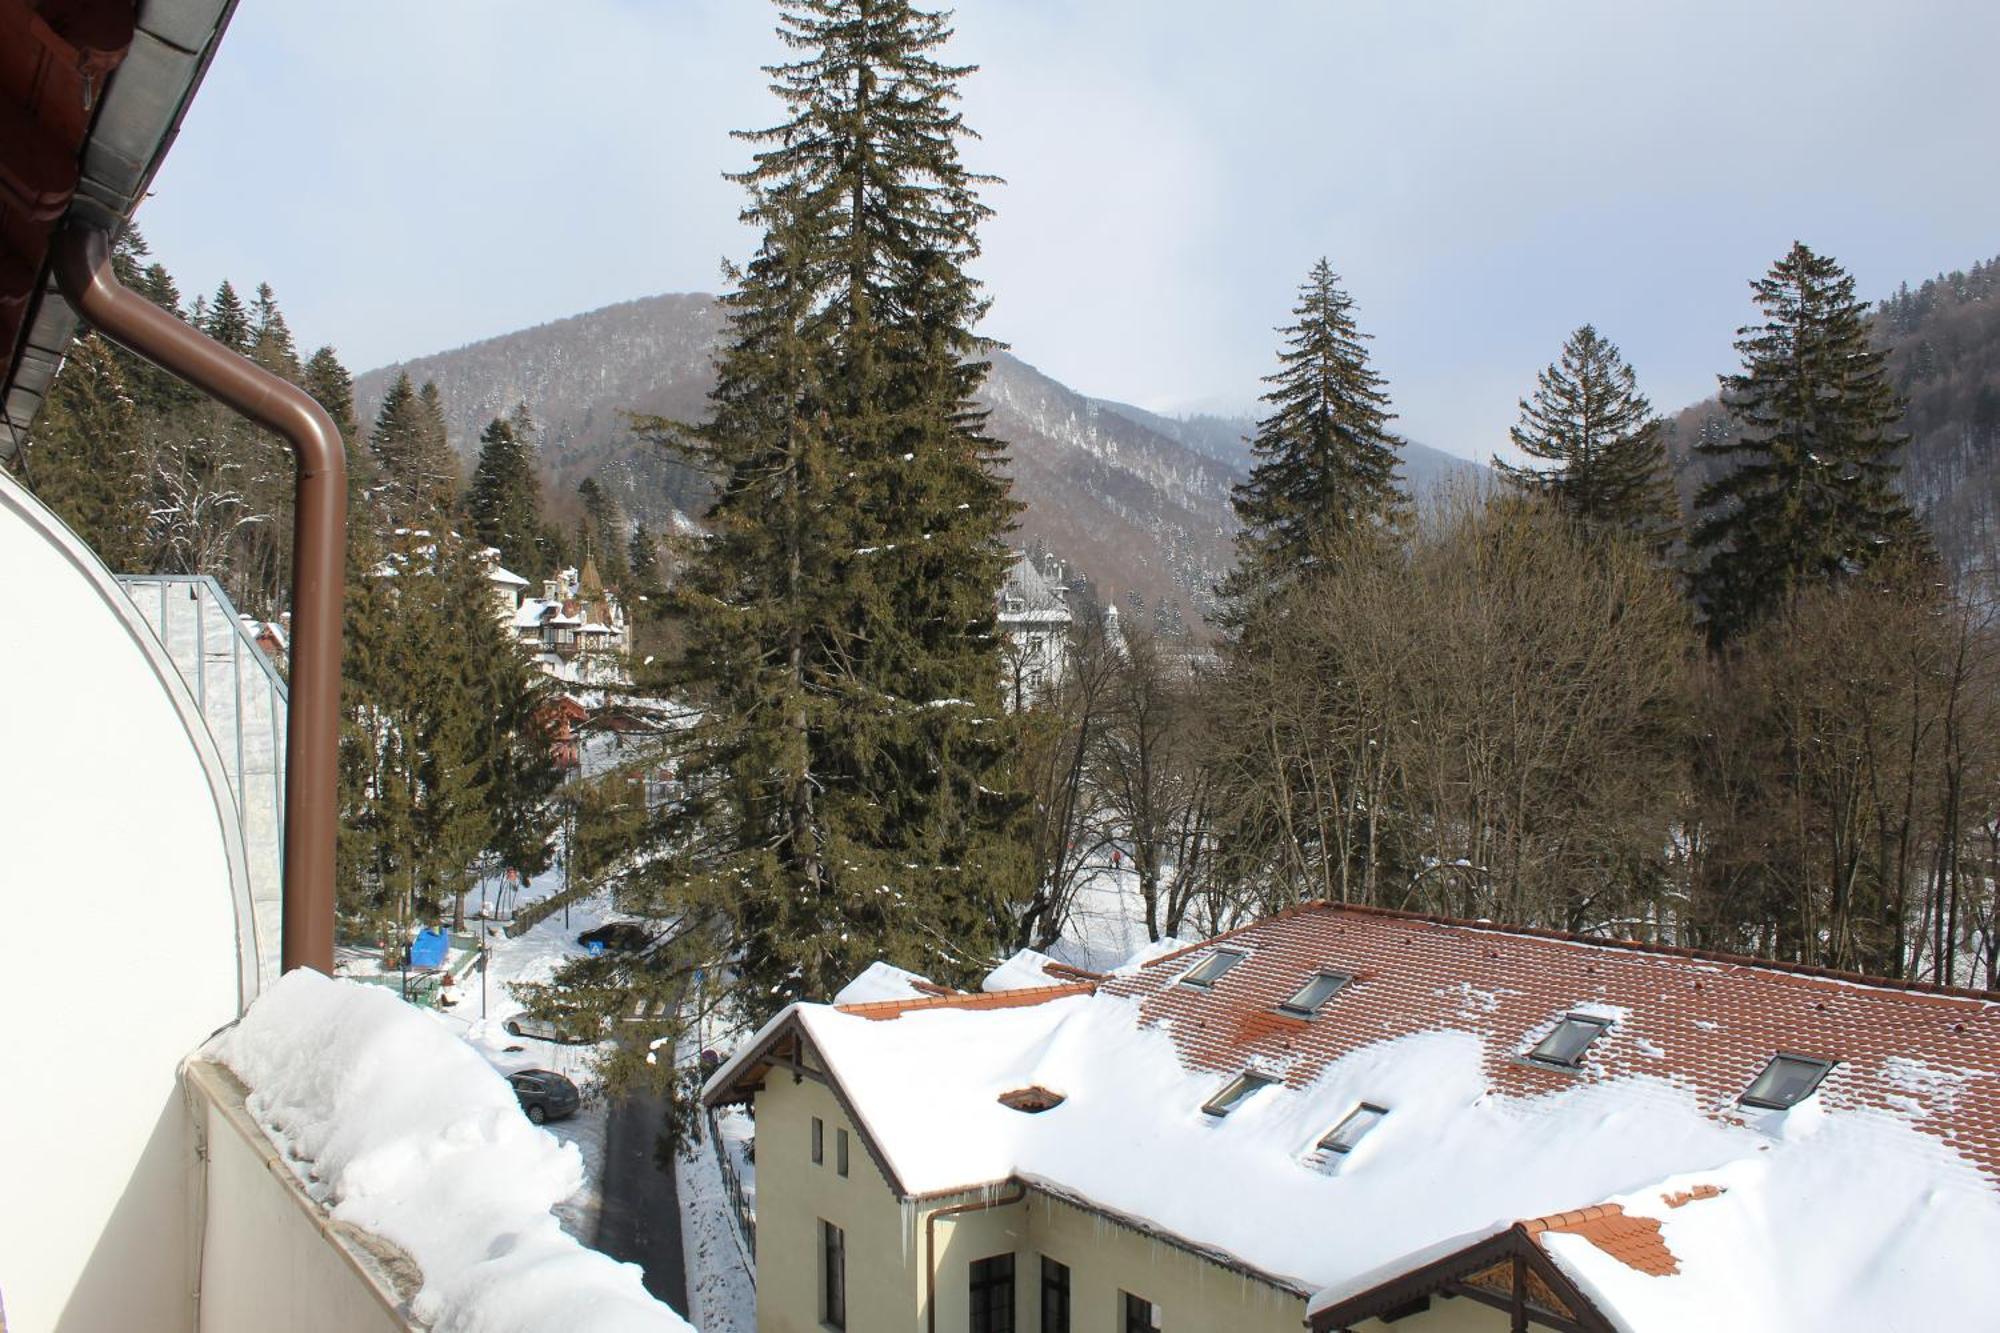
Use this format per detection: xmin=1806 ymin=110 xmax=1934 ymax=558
xmin=18 ymin=334 xmax=150 ymax=569
xmin=1494 ymin=324 xmax=1679 ymax=547
xmin=303 ymin=345 xmax=374 ymax=514
xmin=1689 ymin=242 xmax=1929 ymax=640
xmin=629 ymin=0 xmax=1029 ymax=1019
xmin=203 ymin=280 xmax=251 ymax=353
xmin=1226 ymin=258 xmax=1403 ymax=609
xmin=627 ymin=522 xmax=664 ymax=601
xmin=368 ymin=372 xmax=458 ymax=521
xmin=467 ymin=413 xmax=547 ymax=570
xmin=248 ymin=282 xmax=301 ymax=381
xmin=575 ymin=476 xmax=630 ymax=588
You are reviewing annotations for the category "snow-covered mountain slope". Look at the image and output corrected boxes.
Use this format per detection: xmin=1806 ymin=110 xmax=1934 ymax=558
xmin=355 ymin=293 xmax=1484 ymax=628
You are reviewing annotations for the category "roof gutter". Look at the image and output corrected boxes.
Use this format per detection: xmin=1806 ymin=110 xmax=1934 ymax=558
xmin=52 ymin=224 xmax=345 ymax=976
xmin=924 ymin=1182 xmax=1026 ymax=1333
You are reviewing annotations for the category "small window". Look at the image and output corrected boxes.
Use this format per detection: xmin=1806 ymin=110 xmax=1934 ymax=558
xmin=1741 ymin=1054 xmax=1835 ymax=1110
xmin=821 ymin=1219 xmax=846 ymax=1329
xmin=1122 ymin=1291 xmax=1161 ymax=1332
xmin=1317 ymin=1103 xmax=1388 ymax=1156
xmin=1202 ymin=1071 xmax=1276 ymax=1117
xmin=836 ymin=1127 xmax=849 ymax=1177
xmin=1041 ymin=1257 xmax=1071 ymax=1333
xmin=1180 ymin=948 xmax=1247 ymax=989
xmin=1526 ymin=1014 xmax=1610 ymax=1068
xmin=811 ymin=1116 xmax=824 ymax=1164
xmin=969 ymin=1253 xmax=1015 ymax=1333
xmin=1279 ymin=970 xmax=1353 ymax=1016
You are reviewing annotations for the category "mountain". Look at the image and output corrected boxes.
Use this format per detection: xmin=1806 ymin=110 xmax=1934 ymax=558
xmin=1664 ymin=253 xmax=2000 ymax=575
xmin=355 ymin=293 xmax=1488 ymax=630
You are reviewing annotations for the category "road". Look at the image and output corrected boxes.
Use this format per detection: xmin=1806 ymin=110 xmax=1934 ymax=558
xmin=596 ymin=1081 xmax=690 ymax=1317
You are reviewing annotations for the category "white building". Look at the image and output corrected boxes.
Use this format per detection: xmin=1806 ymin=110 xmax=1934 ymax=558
xmin=998 ymin=550 xmax=1072 ymax=707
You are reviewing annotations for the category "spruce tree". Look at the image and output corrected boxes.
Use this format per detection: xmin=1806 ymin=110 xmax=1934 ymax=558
xmin=467 ymin=414 xmax=547 ymax=571
xmin=248 ymin=282 xmax=301 ymax=381
xmin=203 ymin=280 xmax=251 ymax=353
xmin=368 ymin=372 xmax=458 ymax=521
xmin=576 ymin=476 xmax=630 ymax=589
xmin=19 ymin=334 xmax=150 ymax=569
xmin=1689 ymin=242 xmax=1928 ymax=640
xmin=1227 ymin=258 xmax=1403 ymax=608
xmin=1495 ymin=324 xmax=1679 ymax=548
xmin=632 ymin=0 xmax=1028 ymax=1017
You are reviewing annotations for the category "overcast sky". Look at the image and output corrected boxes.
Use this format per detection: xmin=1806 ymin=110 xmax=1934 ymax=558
xmin=139 ymin=0 xmax=1999 ymax=461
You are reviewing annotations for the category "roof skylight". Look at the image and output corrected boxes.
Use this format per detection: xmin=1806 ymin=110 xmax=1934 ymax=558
xmin=1201 ymin=1071 xmax=1275 ymax=1117
xmin=1317 ymin=1103 xmax=1388 ymax=1156
xmin=1741 ymin=1054 xmax=1834 ymax=1110
xmin=1278 ymin=970 xmax=1353 ymax=1016
xmin=1179 ymin=948 xmax=1247 ymax=990
xmin=1525 ymin=1014 xmax=1610 ymax=1069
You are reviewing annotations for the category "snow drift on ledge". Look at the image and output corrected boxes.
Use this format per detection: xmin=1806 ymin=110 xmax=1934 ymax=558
xmin=210 ymin=969 xmax=691 ymax=1333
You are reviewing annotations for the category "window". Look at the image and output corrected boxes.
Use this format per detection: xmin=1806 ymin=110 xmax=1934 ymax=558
xmin=1202 ymin=1070 xmax=1276 ymax=1117
xmin=1279 ymin=970 xmax=1353 ymax=1016
xmin=812 ymin=1116 xmax=824 ymax=1165
xmin=1317 ymin=1103 xmax=1388 ymax=1156
xmin=1741 ymin=1054 xmax=1835 ymax=1110
xmin=836 ymin=1127 xmax=849 ymax=1177
xmin=821 ymin=1219 xmax=846 ymax=1329
xmin=969 ymin=1253 xmax=1015 ymax=1333
xmin=1526 ymin=1014 xmax=1610 ymax=1068
xmin=1179 ymin=948 xmax=1246 ymax=989
xmin=1041 ymin=1257 xmax=1071 ymax=1333
xmin=1122 ymin=1291 xmax=1161 ymax=1332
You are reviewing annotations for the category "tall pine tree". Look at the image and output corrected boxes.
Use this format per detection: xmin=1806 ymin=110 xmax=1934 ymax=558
xmin=633 ymin=0 xmax=1027 ymax=1017
xmin=368 ymin=372 xmax=458 ymax=522
xmin=1494 ymin=324 xmax=1678 ymax=548
xmin=1226 ymin=258 xmax=1403 ymax=611
xmin=467 ymin=413 xmax=547 ymax=572
xmin=1689 ymin=242 xmax=1928 ymax=640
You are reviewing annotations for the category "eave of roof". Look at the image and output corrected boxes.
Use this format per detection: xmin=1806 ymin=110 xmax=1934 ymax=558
xmin=3 ymin=0 xmax=241 ymax=457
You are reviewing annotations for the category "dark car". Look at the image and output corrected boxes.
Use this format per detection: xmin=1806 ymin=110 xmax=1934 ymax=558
xmin=508 ymin=1069 xmax=581 ymax=1125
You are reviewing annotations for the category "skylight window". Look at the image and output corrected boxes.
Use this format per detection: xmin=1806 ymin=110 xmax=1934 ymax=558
xmin=1741 ymin=1054 xmax=1834 ymax=1110
xmin=1201 ymin=1071 xmax=1275 ymax=1117
xmin=1317 ymin=1103 xmax=1388 ymax=1155
xmin=1179 ymin=948 xmax=1247 ymax=990
xmin=1526 ymin=1014 xmax=1610 ymax=1068
xmin=1279 ymin=970 xmax=1353 ymax=1016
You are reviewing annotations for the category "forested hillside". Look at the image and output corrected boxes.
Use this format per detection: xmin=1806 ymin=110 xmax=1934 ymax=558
xmin=355 ymin=296 xmax=1486 ymax=629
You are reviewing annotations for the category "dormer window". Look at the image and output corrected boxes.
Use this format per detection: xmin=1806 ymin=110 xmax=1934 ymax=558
xmin=1201 ymin=1071 xmax=1275 ymax=1117
xmin=1317 ymin=1103 xmax=1388 ymax=1155
xmin=1526 ymin=1014 xmax=1610 ymax=1069
xmin=1179 ymin=949 xmax=1247 ymax=990
xmin=1279 ymin=970 xmax=1352 ymax=1017
xmin=1741 ymin=1054 xmax=1834 ymax=1110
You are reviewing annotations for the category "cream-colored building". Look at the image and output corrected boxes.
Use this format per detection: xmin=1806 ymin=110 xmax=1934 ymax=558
xmin=705 ymin=907 xmax=2000 ymax=1333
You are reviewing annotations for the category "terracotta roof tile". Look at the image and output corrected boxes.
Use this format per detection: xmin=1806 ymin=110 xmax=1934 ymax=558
xmin=1101 ymin=903 xmax=2000 ymax=1182
xmin=1525 ymin=1203 xmax=1679 ymax=1276
xmin=836 ymin=981 xmax=1096 ymax=1021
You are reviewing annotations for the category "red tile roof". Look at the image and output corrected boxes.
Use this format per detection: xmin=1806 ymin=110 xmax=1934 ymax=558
xmin=1524 ymin=1203 xmax=1678 ymax=1277
xmin=1102 ymin=902 xmax=2000 ymax=1181
xmin=835 ymin=980 xmax=1096 ymax=1022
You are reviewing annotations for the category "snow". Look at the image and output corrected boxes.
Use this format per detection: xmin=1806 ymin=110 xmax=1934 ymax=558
xmin=674 ymin=1109 xmax=757 ymax=1333
xmin=1536 ymin=1116 xmax=2000 ymax=1332
xmin=210 ymin=969 xmax=692 ymax=1333
xmin=982 ymin=948 xmax=1063 ymax=992
xmin=832 ymin=960 xmax=934 ymax=1005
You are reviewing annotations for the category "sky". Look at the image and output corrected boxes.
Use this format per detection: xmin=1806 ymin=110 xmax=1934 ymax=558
xmin=140 ymin=0 xmax=2000 ymax=462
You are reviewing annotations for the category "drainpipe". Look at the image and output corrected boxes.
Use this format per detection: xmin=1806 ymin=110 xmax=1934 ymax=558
xmin=924 ymin=1182 xmax=1026 ymax=1333
xmin=52 ymin=225 xmax=346 ymax=976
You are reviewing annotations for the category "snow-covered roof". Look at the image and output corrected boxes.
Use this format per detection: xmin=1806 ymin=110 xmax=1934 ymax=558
xmin=211 ymin=970 xmax=691 ymax=1332
xmin=513 ymin=599 xmax=558 ymax=630
xmin=834 ymin=961 xmax=938 ymax=1006
xmin=707 ymin=904 xmax=2000 ymax=1327
xmin=997 ymin=551 xmax=1070 ymax=626
xmin=487 ymin=564 xmax=530 ymax=588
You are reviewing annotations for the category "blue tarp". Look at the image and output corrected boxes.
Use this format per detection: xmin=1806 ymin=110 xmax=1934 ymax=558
xmin=409 ymin=927 xmax=449 ymax=969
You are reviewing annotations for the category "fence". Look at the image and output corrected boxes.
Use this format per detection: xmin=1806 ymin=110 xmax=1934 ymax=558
xmin=706 ymin=1105 xmax=757 ymax=1265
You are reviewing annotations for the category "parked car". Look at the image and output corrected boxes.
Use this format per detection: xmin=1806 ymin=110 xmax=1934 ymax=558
xmin=508 ymin=1069 xmax=580 ymax=1125
xmin=502 ymin=1012 xmax=601 ymax=1045
xmin=577 ymin=921 xmax=650 ymax=954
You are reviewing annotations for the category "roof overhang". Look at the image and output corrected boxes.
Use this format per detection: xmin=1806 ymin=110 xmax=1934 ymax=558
xmin=1308 ymin=1224 xmax=1617 ymax=1333
xmin=2 ymin=0 xmax=239 ymax=458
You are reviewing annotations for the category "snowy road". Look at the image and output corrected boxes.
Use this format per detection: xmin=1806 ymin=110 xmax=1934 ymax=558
xmin=598 ymin=1078 xmax=691 ymax=1316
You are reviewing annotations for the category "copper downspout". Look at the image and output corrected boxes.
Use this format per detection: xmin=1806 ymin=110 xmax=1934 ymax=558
xmin=924 ymin=1182 xmax=1026 ymax=1333
xmin=52 ymin=225 xmax=346 ymax=976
